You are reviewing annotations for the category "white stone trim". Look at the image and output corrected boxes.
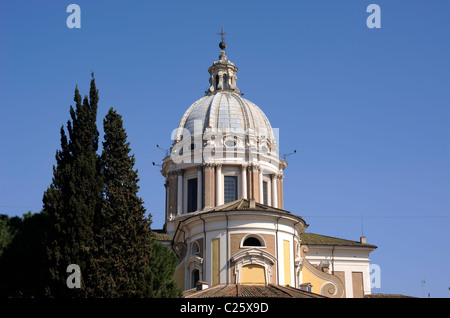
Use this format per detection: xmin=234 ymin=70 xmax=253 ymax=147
xmin=231 ymin=248 xmax=277 ymax=285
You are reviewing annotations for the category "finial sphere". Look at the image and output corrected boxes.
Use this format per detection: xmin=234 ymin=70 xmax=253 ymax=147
xmin=219 ymin=41 xmax=227 ymax=50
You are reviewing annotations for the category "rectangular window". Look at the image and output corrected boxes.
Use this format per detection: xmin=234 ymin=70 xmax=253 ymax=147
xmin=187 ymin=178 xmax=198 ymax=212
xmin=224 ymin=176 xmax=238 ymax=203
xmin=262 ymin=181 xmax=268 ymax=205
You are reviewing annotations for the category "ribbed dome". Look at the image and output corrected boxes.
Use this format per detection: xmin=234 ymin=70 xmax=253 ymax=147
xmin=175 ymin=92 xmax=276 ymax=146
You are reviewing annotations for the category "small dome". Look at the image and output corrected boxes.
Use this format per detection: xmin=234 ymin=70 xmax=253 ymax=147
xmin=175 ymin=92 xmax=276 ymax=147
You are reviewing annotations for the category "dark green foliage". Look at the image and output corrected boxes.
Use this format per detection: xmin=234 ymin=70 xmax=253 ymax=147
xmin=0 ymin=215 xmax=17 ymax=257
xmin=93 ymin=108 xmax=154 ymax=297
xmin=0 ymin=212 xmax=50 ymax=297
xmin=1 ymin=75 xmax=181 ymax=298
xmin=43 ymin=74 xmax=103 ymax=297
xmin=149 ymin=239 xmax=183 ymax=298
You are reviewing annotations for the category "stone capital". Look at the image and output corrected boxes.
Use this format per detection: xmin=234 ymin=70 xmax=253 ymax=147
xmin=248 ymin=164 xmax=261 ymax=172
xmin=202 ymin=162 xmax=216 ymax=170
xmin=168 ymin=170 xmax=178 ymax=178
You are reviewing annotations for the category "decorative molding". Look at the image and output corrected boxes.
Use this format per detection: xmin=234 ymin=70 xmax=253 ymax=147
xmin=168 ymin=170 xmax=178 ymax=178
xmin=202 ymin=163 xmax=216 ymax=170
xmin=187 ymin=255 xmax=203 ymax=271
xmin=231 ymin=248 xmax=276 ymax=285
xmin=300 ymin=245 xmax=345 ymax=298
xmin=247 ymin=164 xmax=261 ymax=172
xmin=173 ymin=242 xmax=187 ymax=260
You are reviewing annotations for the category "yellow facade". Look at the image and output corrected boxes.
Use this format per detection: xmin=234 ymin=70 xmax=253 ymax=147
xmin=301 ymin=266 xmax=328 ymax=295
xmin=212 ymin=238 xmax=220 ymax=285
xmin=241 ymin=264 xmax=266 ymax=285
xmin=283 ymin=240 xmax=291 ymax=286
xmin=174 ymin=261 xmax=185 ymax=291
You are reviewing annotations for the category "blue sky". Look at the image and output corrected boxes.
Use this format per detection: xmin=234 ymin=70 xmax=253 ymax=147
xmin=1 ymin=1 xmax=449 ymax=297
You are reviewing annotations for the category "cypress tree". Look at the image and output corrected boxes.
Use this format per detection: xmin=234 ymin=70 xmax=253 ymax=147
xmin=149 ymin=239 xmax=183 ymax=298
xmin=43 ymin=74 xmax=103 ymax=297
xmin=94 ymin=108 xmax=153 ymax=297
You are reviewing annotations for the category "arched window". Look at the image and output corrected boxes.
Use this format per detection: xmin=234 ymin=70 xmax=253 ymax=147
xmin=243 ymin=237 xmax=262 ymax=247
xmin=242 ymin=235 xmax=265 ymax=248
xmin=223 ymin=74 xmax=228 ymax=90
xmin=215 ymin=75 xmax=220 ymax=89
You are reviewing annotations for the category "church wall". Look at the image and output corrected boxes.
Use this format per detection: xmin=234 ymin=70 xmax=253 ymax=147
xmin=283 ymin=240 xmax=291 ymax=286
xmin=304 ymin=246 xmax=373 ymax=297
xmin=277 ymin=231 xmax=295 ymax=286
xmin=168 ymin=173 xmax=177 ymax=220
xmin=301 ymin=266 xmax=329 ymax=295
xmin=229 ymin=232 xmax=277 ymax=285
xmin=352 ymin=272 xmax=364 ymax=298
xmin=334 ymin=271 xmax=346 ymax=297
xmin=174 ymin=260 xmax=186 ymax=291
xmin=212 ymin=238 xmax=220 ymax=285
xmin=229 ymin=233 xmax=276 ymax=257
xmin=172 ymin=211 xmax=304 ymax=289
xmin=203 ymin=164 xmax=215 ymax=207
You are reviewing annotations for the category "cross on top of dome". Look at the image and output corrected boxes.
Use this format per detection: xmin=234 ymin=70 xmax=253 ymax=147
xmin=206 ymin=27 xmax=240 ymax=95
xmin=217 ymin=26 xmax=228 ymax=51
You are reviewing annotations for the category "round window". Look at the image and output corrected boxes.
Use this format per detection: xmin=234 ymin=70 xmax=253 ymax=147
xmin=225 ymin=139 xmax=236 ymax=147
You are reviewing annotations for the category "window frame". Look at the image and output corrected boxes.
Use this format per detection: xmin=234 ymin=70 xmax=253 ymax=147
xmin=187 ymin=177 xmax=198 ymax=213
xmin=224 ymin=175 xmax=238 ymax=203
xmin=240 ymin=234 xmax=266 ymax=249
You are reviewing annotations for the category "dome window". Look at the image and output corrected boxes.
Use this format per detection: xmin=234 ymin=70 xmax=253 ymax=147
xmin=187 ymin=178 xmax=198 ymax=212
xmin=224 ymin=176 xmax=238 ymax=203
xmin=262 ymin=181 xmax=268 ymax=205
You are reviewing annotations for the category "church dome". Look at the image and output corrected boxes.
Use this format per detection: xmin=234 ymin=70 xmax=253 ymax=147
xmin=175 ymin=92 xmax=277 ymax=147
xmin=173 ymin=39 xmax=277 ymax=149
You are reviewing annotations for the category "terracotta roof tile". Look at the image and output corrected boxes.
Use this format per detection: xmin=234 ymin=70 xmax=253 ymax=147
xmin=300 ymin=232 xmax=377 ymax=248
xmin=184 ymin=284 xmax=326 ymax=298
